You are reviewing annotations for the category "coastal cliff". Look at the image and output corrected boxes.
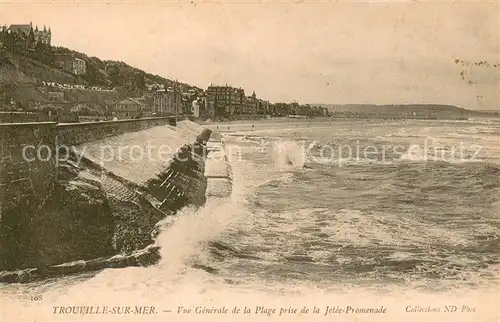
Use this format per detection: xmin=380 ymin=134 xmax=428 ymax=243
xmin=0 ymin=121 xmax=212 ymax=283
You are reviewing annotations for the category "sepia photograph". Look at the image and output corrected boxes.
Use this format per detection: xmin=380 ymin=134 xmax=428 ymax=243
xmin=0 ymin=1 xmax=499 ymax=321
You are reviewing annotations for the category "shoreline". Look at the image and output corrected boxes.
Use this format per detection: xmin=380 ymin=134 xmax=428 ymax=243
xmin=199 ymin=116 xmax=500 ymax=128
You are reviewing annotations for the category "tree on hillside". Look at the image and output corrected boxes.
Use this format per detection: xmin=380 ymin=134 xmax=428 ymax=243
xmin=28 ymin=27 xmax=35 ymax=47
xmin=90 ymin=56 xmax=105 ymax=70
xmin=0 ymin=25 xmax=6 ymax=44
xmin=105 ymin=62 xmax=122 ymax=86
xmin=134 ymin=72 xmax=145 ymax=91
xmin=83 ymin=59 xmax=108 ymax=86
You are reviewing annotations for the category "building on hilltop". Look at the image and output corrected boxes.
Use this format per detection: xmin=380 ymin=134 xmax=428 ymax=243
xmin=7 ymin=24 xmax=31 ymax=34
xmin=54 ymin=54 xmax=87 ymax=75
xmin=33 ymin=25 xmax=51 ymax=45
xmin=72 ymin=58 xmax=86 ymax=75
xmin=7 ymin=22 xmax=51 ymax=46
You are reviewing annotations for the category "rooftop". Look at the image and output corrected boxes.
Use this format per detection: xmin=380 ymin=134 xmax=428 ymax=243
xmin=8 ymin=24 xmax=31 ymax=33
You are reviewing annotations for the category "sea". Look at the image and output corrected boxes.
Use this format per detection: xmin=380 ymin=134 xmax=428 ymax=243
xmin=2 ymin=118 xmax=499 ymax=322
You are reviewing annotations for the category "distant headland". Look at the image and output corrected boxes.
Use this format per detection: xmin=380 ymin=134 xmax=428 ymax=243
xmin=315 ymin=104 xmax=499 ymax=120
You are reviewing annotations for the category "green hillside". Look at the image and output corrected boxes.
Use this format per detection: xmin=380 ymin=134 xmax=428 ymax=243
xmin=0 ymin=45 xmax=200 ymax=112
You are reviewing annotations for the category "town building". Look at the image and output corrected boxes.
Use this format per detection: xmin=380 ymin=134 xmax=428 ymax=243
xmin=113 ymin=98 xmax=145 ymax=119
xmin=257 ymin=99 xmax=270 ymax=115
xmin=205 ymin=99 xmax=216 ymax=118
xmin=182 ymin=95 xmax=191 ymax=115
xmin=152 ymin=86 xmax=182 ymax=116
xmin=133 ymin=97 xmax=154 ymax=116
xmin=206 ymin=85 xmax=245 ymax=116
xmin=191 ymin=99 xmax=201 ymax=118
xmin=243 ymin=91 xmax=258 ymax=115
xmin=181 ymin=89 xmax=199 ymax=115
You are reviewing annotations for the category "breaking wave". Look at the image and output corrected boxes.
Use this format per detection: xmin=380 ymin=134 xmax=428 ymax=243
xmin=273 ymin=140 xmax=307 ymax=169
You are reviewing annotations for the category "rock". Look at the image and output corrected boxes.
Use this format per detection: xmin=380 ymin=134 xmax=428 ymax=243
xmin=57 ymin=163 xmax=80 ymax=181
xmin=16 ymin=269 xmax=39 ymax=283
xmin=52 ymin=260 xmax=87 ymax=274
xmin=14 ymin=168 xmax=115 ymax=270
xmin=135 ymin=246 xmax=161 ymax=266
xmin=0 ymin=270 xmax=19 ymax=283
xmin=0 ymin=130 xmax=210 ymax=283
xmin=151 ymin=226 xmax=161 ymax=240
xmin=0 ymin=268 xmax=39 ymax=284
xmin=192 ymin=263 xmax=218 ymax=274
xmin=84 ymin=256 xmax=112 ymax=271
xmin=125 ymin=254 xmax=139 ymax=267
xmin=36 ymin=260 xmax=87 ymax=277
xmin=109 ymin=196 xmax=164 ymax=253
xmin=151 ymin=216 xmax=176 ymax=239
xmin=105 ymin=254 xmax=129 ymax=269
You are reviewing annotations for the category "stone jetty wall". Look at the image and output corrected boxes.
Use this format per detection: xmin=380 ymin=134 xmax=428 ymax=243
xmin=0 ymin=117 xmax=177 ymax=238
xmin=57 ymin=117 xmax=177 ymax=146
xmin=204 ymin=131 xmax=233 ymax=198
xmin=0 ymin=119 xmax=213 ymax=281
xmin=0 ymin=122 xmax=58 ymax=270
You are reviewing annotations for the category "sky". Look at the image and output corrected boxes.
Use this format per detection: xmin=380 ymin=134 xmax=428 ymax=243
xmin=1 ymin=0 xmax=499 ymax=110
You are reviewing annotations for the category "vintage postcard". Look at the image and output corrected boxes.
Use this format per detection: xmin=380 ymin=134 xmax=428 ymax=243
xmin=0 ymin=0 xmax=499 ymax=321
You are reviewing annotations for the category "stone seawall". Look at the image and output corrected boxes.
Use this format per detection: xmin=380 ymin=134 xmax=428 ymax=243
xmin=204 ymin=131 xmax=233 ymax=198
xmin=57 ymin=117 xmax=177 ymax=146
xmin=0 ymin=122 xmax=58 ymax=270
xmin=0 ymin=117 xmax=179 ymax=272
xmin=0 ymin=121 xmax=213 ymax=282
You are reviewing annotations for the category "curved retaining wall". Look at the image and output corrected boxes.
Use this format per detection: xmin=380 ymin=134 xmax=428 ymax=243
xmin=0 ymin=117 xmax=178 ymax=232
xmin=57 ymin=117 xmax=177 ymax=146
xmin=0 ymin=130 xmax=211 ymax=282
xmin=0 ymin=122 xmax=58 ymax=271
xmin=0 ymin=118 xmax=214 ymax=280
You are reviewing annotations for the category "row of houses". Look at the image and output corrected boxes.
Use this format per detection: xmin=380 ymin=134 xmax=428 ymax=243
xmin=3 ymin=21 xmax=324 ymax=119
xmin=115 ymin=84 xmax=274 ymax=119
xmin=205 ymin=85 xmax=269 ymax=116
xmin=105 ymin=83 xmax=329 ymax=120
xmin=203 ymin=84 xmax=330 ymax=117
xmin=113 ymin=94 xmax=203 ymax=119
